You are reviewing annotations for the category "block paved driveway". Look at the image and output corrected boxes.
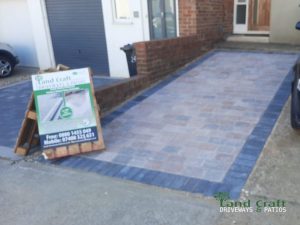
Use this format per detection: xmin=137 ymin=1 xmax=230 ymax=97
xmin=84 ymin=51 xmax=297 ymax=182
xmin=0 ymin=50 xmax=298 ymax=198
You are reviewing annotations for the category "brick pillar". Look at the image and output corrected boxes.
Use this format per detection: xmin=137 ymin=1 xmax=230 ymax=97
xmin=134 ymin=42 xmax=149 ymax=77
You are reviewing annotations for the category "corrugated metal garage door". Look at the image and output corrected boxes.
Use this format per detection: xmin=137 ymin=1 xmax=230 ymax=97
xmin=45 ymin=0 xmax=109 ymax=75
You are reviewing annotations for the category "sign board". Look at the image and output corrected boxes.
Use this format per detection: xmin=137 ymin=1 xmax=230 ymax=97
xmin=32 ymin=68 xmax=99 ymax=149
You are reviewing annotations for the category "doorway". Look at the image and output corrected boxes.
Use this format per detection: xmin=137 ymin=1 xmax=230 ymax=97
xmin=233 ymin=0 xmax=271 ymax=34
xmin=248 ymin=0 xmax=270 ymax=31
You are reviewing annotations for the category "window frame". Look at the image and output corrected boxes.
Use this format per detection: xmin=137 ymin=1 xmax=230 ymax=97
xmin=148 ymin=0 xmax=177 ymax=40
xmin=112 ymin=0 xmax=133 ymax=24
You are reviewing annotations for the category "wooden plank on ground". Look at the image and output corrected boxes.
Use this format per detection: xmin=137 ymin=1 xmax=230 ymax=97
xmin=14 ymin=94 xmax=38 ymax=156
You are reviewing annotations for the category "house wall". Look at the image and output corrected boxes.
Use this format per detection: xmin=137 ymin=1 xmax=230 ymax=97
xmin=0 ymin=0 xmax=39 ymax=67
xmin=135 ymin=0 xmax=228 ymax=82
xmin=179 ymin=0 xmax=233 ymax=37
xmin=270 ymin=0 xmax=300 ymax=44
xmin=27 ymin=0 xmax=56 ymax=69
xmin=102 ymin=0 xmax=150 ymax=78
xmin=224 ymin=0 xmax=234 ymax=36
xmin=178 ymin=0 xmax=198 ymax=36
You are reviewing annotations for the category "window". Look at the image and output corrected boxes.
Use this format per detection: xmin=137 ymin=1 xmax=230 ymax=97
xmin=114 ymin=0 xmax=131 ymax=21
xmin=148 ymin=0 xmax=177 ymax=40
xmin=236 ymin=5 xmax=246 ymax=24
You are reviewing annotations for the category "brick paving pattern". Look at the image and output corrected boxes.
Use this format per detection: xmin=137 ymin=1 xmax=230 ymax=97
xmin=84 ymin=51 xmax=297 ymax=182
xmin=0 ymin=51 xmax=297 ymax=197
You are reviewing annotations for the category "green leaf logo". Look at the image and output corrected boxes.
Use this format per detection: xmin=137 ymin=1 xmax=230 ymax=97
xmin=35 ymin=75 xmax=43 ymax=83
xmin=60 ymin=107 xmax=73 ymax=119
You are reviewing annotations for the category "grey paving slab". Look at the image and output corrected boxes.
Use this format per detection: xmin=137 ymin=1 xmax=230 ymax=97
xmin=83 ymin=51 xmax=297 ymax=183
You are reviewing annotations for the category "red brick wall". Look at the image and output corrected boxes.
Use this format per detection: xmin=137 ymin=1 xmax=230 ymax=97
xmin=224 ymin=0 xmax=234 ymax=35
xmin=196 ymin=0 xmax=223 ymax=39
xmin=179 ymin=0 xmax=198 ymax=36
xmin=134 ymin=0 xmax=234 ymax=82
xmin=179 ymin=0 xmax=233 ymax=37
xmin=95 ymin=76 xmax=149 ymax=114
xmin=134 ymin=35 xmax=212 ymax=82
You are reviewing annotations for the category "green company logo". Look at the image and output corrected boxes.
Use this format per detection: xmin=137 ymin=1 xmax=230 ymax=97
xmin=35 ymin=75 xmax=43 ymax=83
xmin=214 ymin=192 xmax=286 ymax=213
xmin=60 ymin=107 xmax=73 ymax=119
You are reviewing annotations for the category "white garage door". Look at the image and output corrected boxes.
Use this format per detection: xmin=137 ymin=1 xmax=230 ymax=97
xmin=0 ymin=0 xmax=38 ymax=67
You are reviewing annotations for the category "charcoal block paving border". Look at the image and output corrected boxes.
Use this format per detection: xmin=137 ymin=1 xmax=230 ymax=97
xmin=38 ymin=50 xmax=297 ymax=199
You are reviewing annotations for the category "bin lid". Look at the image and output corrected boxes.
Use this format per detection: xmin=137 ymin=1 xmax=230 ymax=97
xmin=120 ymin=44 xmax=133 ymax=51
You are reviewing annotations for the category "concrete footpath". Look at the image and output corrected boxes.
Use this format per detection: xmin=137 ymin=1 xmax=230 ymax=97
xmin=0 ymin=159 xmax=219 ymax=225
xmin=0 ymin=100 xmax=300 ymax=225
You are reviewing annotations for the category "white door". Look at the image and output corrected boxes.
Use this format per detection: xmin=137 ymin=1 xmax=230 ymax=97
xmin=233 ymin=0 xmax=248 ymax=34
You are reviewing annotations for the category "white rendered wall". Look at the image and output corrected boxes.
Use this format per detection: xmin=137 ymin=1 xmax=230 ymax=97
xmin=270 ymin=0 xmax=300 ymax=45
xmin=26 ymin=0 xmax=55 ymax=70
xmin=102 ymin=0 xmax=150 ymax=78
xmin=26 ymin=0 xmax=56 ymax=69
xmin=0 ymin=0 xmax=38 ymax=67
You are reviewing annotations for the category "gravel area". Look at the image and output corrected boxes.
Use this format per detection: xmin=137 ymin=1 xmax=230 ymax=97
xmin=0 ymin=66 xmax=38 ymax=88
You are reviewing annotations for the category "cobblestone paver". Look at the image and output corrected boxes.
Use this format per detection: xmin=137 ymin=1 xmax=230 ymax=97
xmin=84 ymin=51 xmax=297 ymax=182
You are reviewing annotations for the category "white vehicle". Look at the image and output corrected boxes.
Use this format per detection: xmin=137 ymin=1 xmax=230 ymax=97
xmin=0 ymin=43 xmax=19 ymax=78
